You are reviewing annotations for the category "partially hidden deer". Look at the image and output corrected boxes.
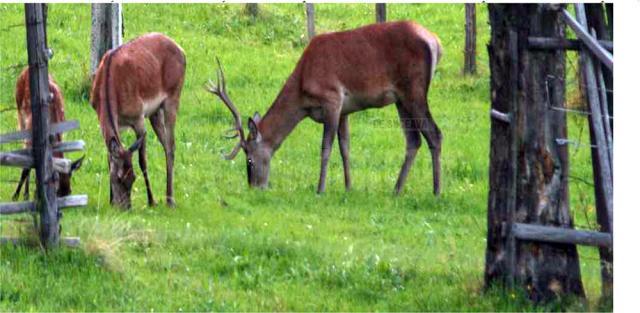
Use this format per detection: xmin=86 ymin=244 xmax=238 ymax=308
xmin=91 ymin=33 xmax=186 ymax=209
xmin=208 ymin=21 xmax=443 ymax=195
xmin=13 ymin=67 xmax=83 ymax=201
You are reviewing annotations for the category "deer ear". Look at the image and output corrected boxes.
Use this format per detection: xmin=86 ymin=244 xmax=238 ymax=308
xmin=252 ymin=112 xmax=261 ymax=123
xmin=128 ymin=136 xmax=145 ymax=153
xmin=248 ymin=117 xmax=262 ymax=142
xmin=70 ymin=155 xmax=85 ymax=174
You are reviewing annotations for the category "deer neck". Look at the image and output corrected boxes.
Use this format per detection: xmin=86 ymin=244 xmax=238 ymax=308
xmin=259 ymin=81 xmax=306 ymax=153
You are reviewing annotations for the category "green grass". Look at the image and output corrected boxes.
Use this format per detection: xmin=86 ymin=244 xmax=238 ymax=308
xmin=0 ymin=3 xmax=607 ymax=311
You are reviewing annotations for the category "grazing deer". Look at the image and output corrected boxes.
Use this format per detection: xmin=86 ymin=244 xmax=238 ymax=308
xmin=13 ymin=67 xmax=82 ymax=201
xmin=91 ymin=33 xmax=186 ymax=209
xmin=208 ymin=21 xmax=443 ymax=194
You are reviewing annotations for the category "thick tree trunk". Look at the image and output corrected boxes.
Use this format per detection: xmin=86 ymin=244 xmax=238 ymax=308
xmin=464 ymin=4 xmax=477 ymax=75
xmin=305 ymin=3 xmax=315 ymax=39
xmin=485 ymin=4 xmax=585 ymax=302
xmin=90 ymin=3 xmax=123 ymax=76
xmin=376 ymin=3 xmax=386 ymax=23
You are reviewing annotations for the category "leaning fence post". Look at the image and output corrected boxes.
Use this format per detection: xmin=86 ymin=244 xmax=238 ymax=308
xmin=25 ymin=3 xmax=59 ymax=247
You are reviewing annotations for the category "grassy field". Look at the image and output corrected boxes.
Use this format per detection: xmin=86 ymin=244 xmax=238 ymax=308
xmin=0 ymin=3 xmax=607 ymax=311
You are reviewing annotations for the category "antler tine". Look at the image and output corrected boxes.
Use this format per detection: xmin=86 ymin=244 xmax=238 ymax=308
xmin=206 ymin=57 xmax=246 ymax=159
xmin=223 ymin=127 xmax=240 ymax=139
xmin=215 ymin=57 xmax=226 ymax=94
xmin=223 ymin=142 xmax=243 ymax=160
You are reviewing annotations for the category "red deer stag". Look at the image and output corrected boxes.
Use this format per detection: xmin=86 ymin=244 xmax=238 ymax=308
xmin=91 ymin=33 xmax=186 ymax=209
xmin=208 ymin=21 xmax=443 ymax=195
xmin=13 ymin=67 xmax=83 ymax=201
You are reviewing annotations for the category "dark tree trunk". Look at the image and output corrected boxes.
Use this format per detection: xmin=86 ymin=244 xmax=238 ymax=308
xmin=305 ymin=3 xmax=315 ymax=39
xmin=376 ymin=3 xmax=386 ymax=23
xmin=485 ymin=4 xmax=585 ymax=302
xmin=25 ymin=3 xmax=59 ymax=247
xmin=464 ymin=4 xmax=477 ymax=75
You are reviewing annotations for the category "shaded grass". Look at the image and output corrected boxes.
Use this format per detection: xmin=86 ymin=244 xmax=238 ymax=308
xmin=0 ymin=3 xmax=606 ymax=311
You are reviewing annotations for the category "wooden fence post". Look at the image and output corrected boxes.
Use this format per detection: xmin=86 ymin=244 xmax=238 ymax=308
xmin=376 ymin=3 xmax=386 ymax=23
xmin=576 ymin=3 xmax=614 ymax=299
xmin=485 ymin=4 xmax=585 ymax=302
xmin=305 ymin=3 xmax=315 ymax=39
xmin=25 ymin=3 xmax=59 ymax=247
xmin=464 ymin=3 xmax=477 ymax=75
xmin=90 ymin=3 xmax=123 ymax=75
xmin=245 ymin=3 xmax=259 ymax=18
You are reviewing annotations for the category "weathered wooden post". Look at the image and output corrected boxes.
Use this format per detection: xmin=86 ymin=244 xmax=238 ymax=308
xmin=585 ymin=3 xmax=613 ymax=132
xmin=90 ymin=3 xmax=123 ymax=75
xmin=376 ymin=3 xmax=386 ymax=23
xmin=484 ymin=4 xmax=585 ymax=302
xmin=25 ymin=3 xmax=59 ymax=247
xmin=305 ymin=3 xmax=315 ymax=39
xmin=463 ymin=3 xmax=477 ymax=75
xmin=576 ymin=3 xmax=614 ymax=299
xmin=245 ymin=3 xmax=259 ymax=18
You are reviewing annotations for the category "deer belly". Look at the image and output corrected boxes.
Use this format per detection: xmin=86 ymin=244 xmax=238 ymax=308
xmin=142 ymin=93 xmax=167 ymax=117
xmin=341 ymin=90 xmax=397 ymax=114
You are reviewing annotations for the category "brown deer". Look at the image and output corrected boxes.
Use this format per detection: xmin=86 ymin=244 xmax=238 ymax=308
xmin=208 ymin=21 xmax=443 ymax=195
xmin=13 ymin=67 xmax=83 ymax=201
xmin=91 ymin=33 xmax=186 ymax=209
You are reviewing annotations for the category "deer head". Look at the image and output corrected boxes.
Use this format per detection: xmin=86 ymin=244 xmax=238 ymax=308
xmin=108 ymin=136 xmax=144 ymax=208
xmin=206 ymin=59 xmax=271 ymax=189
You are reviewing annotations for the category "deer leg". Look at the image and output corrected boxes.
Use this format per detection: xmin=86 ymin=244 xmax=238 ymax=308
xmin=23 ymin=171 xmax=30 ymax=201
xmin=337 ymin=115 xmax=352 ymax=191
xmin=13 ymin=169 xmax=30 ymax=201
xmin=159 ymin=100 xmax=178 ymax=207
xmin=317 ymin=109 xmax=340 ymax=194
xmin=135 ymin=124 xmax=156 ymax=207
xmin=108 ymin=157 xmax=113 ymax=204
xmin=394 ymin=103 xmax=422 ymax=195
xmin=408 ymin=101 xmax=442 ymax=196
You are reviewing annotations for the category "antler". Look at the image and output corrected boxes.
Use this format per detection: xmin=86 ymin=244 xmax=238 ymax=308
xmin=206 ymin=57 xmax=246 ymax=160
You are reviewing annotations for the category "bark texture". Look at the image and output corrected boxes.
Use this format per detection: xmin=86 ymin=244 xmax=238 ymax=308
xmin=485 ymin=4 xmax=585 ymax=302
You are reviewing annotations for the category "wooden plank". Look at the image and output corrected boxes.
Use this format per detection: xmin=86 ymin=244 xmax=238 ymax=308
xmin=0 ymin=152 xmax=72 ymax=174
xmin=528 ymin=36 xmax=612 ymax=52
xmin=0 ymin=120 xmax=79 ymax=145
xmin=305 ymin=3 xmax=315 ymax=39
xmin=512 ymin=223 xmax=612 ymax=247
xmin=490 ymin=109 xmax=510 ymax=123
xmin=0 ymin=195 xmax=86 ymax=215
xmin=9 ymin=140 xmax=85 ymax=155
xmin=0 ymin=236 xmax=80 ymax=247
xmin=375 ymin=3 xmax=386 ymax=23
xmin=562 ymin=7 xmax=613 ymax=70
xmin=0 ymin=152 xmax=32 ymax=168
xmin=0 ymin=201 xmax=35 ymax=215
xmin=57 ymin=195 xmax=88 ymax=208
